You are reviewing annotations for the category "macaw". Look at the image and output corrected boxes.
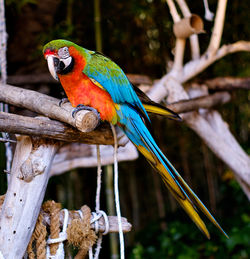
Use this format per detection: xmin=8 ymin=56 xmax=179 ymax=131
xmin=43 ymin=39 xmax=228 ymax=239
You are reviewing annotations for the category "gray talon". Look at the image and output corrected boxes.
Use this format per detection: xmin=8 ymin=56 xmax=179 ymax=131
xmin=72 ymin=105 xmax=100 ymax=120
xmin=59 ymin=98 xmax=69 ymax=107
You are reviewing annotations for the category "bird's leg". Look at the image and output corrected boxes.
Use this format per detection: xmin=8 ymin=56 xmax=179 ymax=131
xmin=72 ymin=104 xmax=101 ymax=120
xmin=59 ymin=97 xmax=70 ymax=107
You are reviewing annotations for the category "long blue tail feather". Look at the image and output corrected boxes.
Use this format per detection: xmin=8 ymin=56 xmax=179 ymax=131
xmin=116 ymin=104 xmax=228 ymax=238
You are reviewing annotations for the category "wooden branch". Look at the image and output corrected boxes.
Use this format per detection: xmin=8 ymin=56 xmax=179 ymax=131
xmin=203 ymin=77 xmax=250 ymax=91
xmin=0 ymin=136 xmax=59 ymax=258
xmin=166 ymin=0 xmax=181 ymax=22
xmin=148 ymin=77 xmax=250 ymax=199
xmin=166 ymin=0 xmax=185 ymax=73
xmin=168 ymin=91 xmax=231 ymax=114
xmin=173 ymin=38 xmax=186 ymax=73
xmin=186 ymin=111 xmax=250 ymax=196
xmin=0 ymin=83 xmax=99 ymax=133
xmin=0 ymin=112 xmax=116 ymax=145
xmin=207 ymin=0 xmax=228 ymax=55
xmin=182 ymin=41 xmax=250 ymax=83
xmin=41 ymin=209 xmax=132 ymax=234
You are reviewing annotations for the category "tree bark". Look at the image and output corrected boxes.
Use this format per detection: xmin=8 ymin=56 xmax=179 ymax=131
xmin=0 ymin=136 xmax=59 ymax=258
xmin=0 ymin=112 xmax=115 ymax=145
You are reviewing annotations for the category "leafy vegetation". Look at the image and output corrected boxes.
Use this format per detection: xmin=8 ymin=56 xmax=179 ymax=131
xmin=129 ymin=180 xmax=250 ymax=259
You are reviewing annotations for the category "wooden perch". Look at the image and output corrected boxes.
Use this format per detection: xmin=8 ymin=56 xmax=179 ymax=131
xmin=0 ymin=83 xmax=231 ymax=145
xmin=0 ymin=111 xmax=115 ymax=145
xmin=0 ymin=83 xmax=100 ymax=133
xmin=41 ymin=209 xmax=132 ymax=234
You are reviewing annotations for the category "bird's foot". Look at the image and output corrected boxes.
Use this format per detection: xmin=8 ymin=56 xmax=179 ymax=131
xmin=59 ymin=97 xmax=70 ymax=107
xmin=72 ymin=104 xmax=101 ymax=120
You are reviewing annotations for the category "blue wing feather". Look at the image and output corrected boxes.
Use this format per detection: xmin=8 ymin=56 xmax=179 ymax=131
xmin=83 ymin=51 xmax=150 ymax=121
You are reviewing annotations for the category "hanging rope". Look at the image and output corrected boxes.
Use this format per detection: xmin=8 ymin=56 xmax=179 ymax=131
xmin=95 ymin=145 xmax=102 ymax=212
xmin=88 ymin=145 xmax=110 ymax=259
xmin=0 ymin=0 xmax=12 ymax=174
xmin=110 ymin=124 xmax=125 ymax=259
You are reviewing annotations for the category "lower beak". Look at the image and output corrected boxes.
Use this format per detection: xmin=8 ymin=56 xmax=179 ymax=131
xmin=47 ymin=55 xmax=59 ymax=81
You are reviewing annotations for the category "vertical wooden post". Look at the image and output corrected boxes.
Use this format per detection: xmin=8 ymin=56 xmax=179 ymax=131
xmin=0 ymin=135 xmax=60 ymax=258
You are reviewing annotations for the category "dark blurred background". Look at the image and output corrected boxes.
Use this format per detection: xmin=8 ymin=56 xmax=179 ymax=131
xmin=0 ymin=0 xmax=249 ymax=258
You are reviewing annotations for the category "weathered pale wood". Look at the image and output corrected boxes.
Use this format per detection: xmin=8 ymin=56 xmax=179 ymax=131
xmin=168 ymin=91 xmax=231 ymax=114
xmin=147 ymin=0 xmax=250 ymax=199
xmin=150 ymin=76 xmax=250 ymax=199
xmin=0 ymin=136 xmax=59 ymax=258
xmin=0 ymin=112 xmax=116 ymax=145
xmin=50 ymin=141 xmax=138 ymax=176
xmin=0 ymin=83 xmax=99 ymax=133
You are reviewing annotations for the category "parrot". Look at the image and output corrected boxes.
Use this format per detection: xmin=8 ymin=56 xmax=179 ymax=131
xmin=43 ymin=39 xmax=228 ymax=239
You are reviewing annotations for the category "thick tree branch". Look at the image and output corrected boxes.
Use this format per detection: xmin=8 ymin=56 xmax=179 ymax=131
xmin=0 ymin=136 xmax=59 ymax=258
xmin=0 ymin=83 xmax=99 ymax=133
xmin=148 ymin=75 xmax=250 ymax=199
xmin=0 ymin=112 xmax=115 ymax=145
xmin=182 ymin=41 xmax=250 ymax=83
xmin=0 ymin=82 xmax=232 ymax=143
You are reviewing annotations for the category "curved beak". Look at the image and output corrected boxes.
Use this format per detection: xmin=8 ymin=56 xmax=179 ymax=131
xmin=46 ymin=55 xmax=59 ymax=81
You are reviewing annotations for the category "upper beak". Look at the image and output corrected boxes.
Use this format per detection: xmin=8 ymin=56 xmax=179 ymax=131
xmin=46 ymin=55 xmax=59 ymax=81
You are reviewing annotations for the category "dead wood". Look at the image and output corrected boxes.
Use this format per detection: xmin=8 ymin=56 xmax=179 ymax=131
xmin=0 ymin=112 xmax=115 ymax=145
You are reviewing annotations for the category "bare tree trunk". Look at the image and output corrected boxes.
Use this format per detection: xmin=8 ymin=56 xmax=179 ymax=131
xmin=0 ymin=136 xmax=60 ymax=258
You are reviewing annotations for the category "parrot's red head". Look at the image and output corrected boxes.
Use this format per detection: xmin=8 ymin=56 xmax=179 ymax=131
xmin=43 ymin=39 xmax=85 ymax=81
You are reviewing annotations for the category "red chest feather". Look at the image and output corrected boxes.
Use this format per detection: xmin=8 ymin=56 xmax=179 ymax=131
xmin=58 ymin=48 xmax=117 ymax=123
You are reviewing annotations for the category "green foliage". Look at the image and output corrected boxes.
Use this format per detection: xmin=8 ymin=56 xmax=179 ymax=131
xmin=130 ymin=219 xmax=250 ymax=259
xmin=129 ymin=180 xmax=250 ymax=259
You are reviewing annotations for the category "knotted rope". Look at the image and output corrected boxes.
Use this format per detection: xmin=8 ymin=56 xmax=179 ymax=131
xmin=26 ymin=201 xmax=106 ymax=259
xmin=88 ymin=145 xmax=110 ymax=259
